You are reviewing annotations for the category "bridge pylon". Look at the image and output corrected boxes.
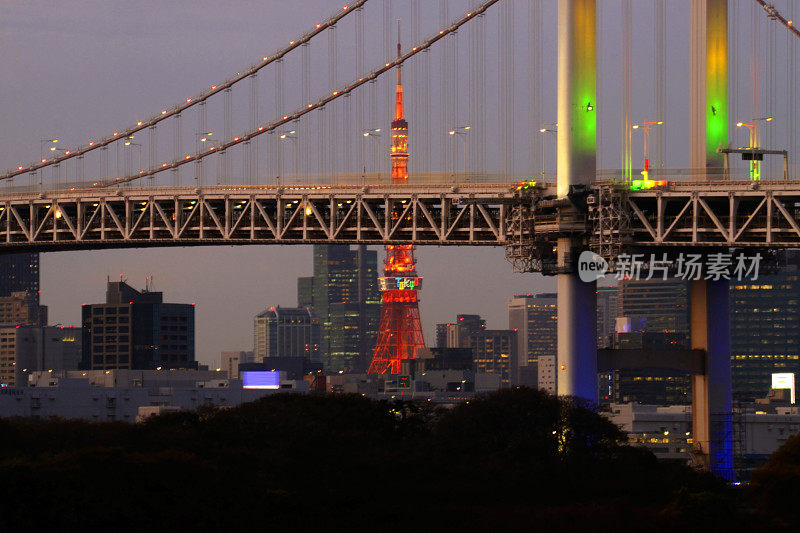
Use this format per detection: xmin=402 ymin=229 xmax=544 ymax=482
xmin=555 ymin=0 xmax=598 ymax=402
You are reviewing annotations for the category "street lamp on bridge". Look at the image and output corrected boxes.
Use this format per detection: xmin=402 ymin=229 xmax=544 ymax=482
xmin=278 ymin=130 xmax=298 ymax=185
xmin=362 ymin=128 xmax=381 ymax=183
xmin=631 ymin=120 xmax=663 ymax=175
xmin=448 ymin=125 xmax=471 ymax=182
xmin=195 ymin=132 xmax=214 ymax=185
xmin=737 ymin=118 xmax=772 ymax=180
xmin=538 ymin=123 xmax=557 ymax=178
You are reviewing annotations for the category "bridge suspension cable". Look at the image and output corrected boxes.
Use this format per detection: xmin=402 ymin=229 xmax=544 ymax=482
xmin=754 ymin=0 xmax=800 ymax=39
xmin=1 ymin=0 xmax=370 ymax=183
xmin=98 ymin=0 xmax=504 ymax=188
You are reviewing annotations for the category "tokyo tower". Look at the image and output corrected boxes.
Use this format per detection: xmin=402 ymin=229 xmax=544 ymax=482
xmin=367 ymin=22 xmax=426 ymax=374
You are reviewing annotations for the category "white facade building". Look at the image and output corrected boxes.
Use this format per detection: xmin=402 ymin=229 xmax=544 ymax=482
xmin=0 ymin=369 xmax=308 ymax=423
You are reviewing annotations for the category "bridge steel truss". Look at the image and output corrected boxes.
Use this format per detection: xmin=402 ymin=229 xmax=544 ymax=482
xmin=0 ymin=184 xmax=515 ymax=252
xmin=591 ymin=180 xmax=800 ymax=266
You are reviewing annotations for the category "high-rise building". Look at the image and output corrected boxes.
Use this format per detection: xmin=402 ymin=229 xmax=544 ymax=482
xmin=596 ymin=286 xmax=618 ymax=347
xmin=253 ymin=306 xmax=321 ymax=363
xmin=0 ymin=325 xmax=81 ymax=387
xmin=435 ymin=323 xmax=448 ymax=349
xmin=297 ymin=276 xmax=314 ymax=309
xmin=0 ymin=291 xmax=47 ymax=326
xmin=80 ymin=280 xmax=195 ymax=371
xmin=0 ymin=253 xmax=40 ymax=306
xmin=470 ymin=329 xmax=517 ymax=387
xmin=730 ymin=267 xmax=800 ymax=402
xmin=601 ymin=331 xmax=691 ymax=405
xmin=508 ymin=293 xmax=557 ymax=388
xmin=617 ymin=279 xmax=690 ymax=340
xmin=442 ymin=314 xmax=486 ymax=348
xmin=302 ymin=245 xmax=380 ymax=372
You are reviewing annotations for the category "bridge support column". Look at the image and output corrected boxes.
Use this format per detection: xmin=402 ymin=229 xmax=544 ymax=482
xmin=690 ymin=279 xmax=734 ymax=480
xmin=556 ymin=0 xmax=597 ymax=402
xmin=557 ymin=252 xmax=597 ymax=400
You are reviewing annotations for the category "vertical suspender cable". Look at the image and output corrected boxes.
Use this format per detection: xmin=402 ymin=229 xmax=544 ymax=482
xmin=440 ymin=0 xmax=448 ymax=174
xmin=730 ymin=0 xmax=737 ymax=176
xmin=767 ymin=14 xmax=775 ymax=178
xmin=275 ymin=59 xmax=284 ymax=181
xmin=597 ymin=0 xmax=604 ymax=173
xmin=531 ymin=0 xmax=542 ymax=176
xmin=622 ymin=0 xmax=632 ymax=181
xmin=197 ymin=101 xmax=207 ymax=185
xmin=384 ymin=0 xmax=393 ymax=176
xmin=655 ymin=0 xmax=665 ymax=171
xmin=149 ymin=126 xmax=156 ymax=181
xmin=173 ymin=113 xmax=181 ymax=186
xmin=329 ymin=25 xmax=338 ymax=183
xmin=791 ymin=0 xmax=796 ymax=178
xmin=250 ymin=73 xmax=259 ymax=184
xmin=478 ymin=11 xmax=485 ymax=177
xmin=224 ymin=88 xmax=233 ymax=184
xmin=751 ymin=1 xmax=759 ymax=124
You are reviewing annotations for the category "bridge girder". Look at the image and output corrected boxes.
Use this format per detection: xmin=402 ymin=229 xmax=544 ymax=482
xmin=0 ymin=185 xmax=513 ymax=252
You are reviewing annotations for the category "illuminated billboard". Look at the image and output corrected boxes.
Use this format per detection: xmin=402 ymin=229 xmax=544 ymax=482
xmin=378 ymin=276 xmax=422 ymax=291
xmin=242 ymin=370 xmax=280 ymax=390
xmin=771 ymin=373 xmax=796 ymax=404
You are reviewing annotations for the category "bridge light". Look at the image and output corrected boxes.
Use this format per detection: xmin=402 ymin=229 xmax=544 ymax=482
xmin=17 ymin=166 xmax=23 ymax=170
xmin=586 ymin=102 xmax=594 ymax=111
xmin=137 ymin=121 xmax=143 ymax=126
xmin=161 ymin=110 xmax=167 ymax=115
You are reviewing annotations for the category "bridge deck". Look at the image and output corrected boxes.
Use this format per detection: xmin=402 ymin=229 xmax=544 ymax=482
xmin=0 ymin=184 xmax=517 ymax=252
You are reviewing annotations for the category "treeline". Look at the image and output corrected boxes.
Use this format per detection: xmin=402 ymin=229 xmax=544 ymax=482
xmin=0 ymin=388 xmax=795 ymax=530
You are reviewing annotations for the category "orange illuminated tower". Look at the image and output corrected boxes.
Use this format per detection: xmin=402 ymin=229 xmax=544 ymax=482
xmin=368 ymin=22 xmax=425 ymax=374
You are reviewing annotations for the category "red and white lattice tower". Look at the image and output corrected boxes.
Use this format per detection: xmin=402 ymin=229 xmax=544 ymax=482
xmin=367 ymin=23 xmax=425 ymax=374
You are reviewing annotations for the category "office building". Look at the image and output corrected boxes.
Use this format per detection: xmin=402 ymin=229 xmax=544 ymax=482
xmin=299 ymin=245 xmax=380 ymax=372
xmin=254 ymin=306 xmax=321 ymax=363
xmin=508 ymin=293 xmax=557 ymax=389
xmin=221 ymin=351 xmax=254 ymax=379
xmin=80 ymin=280 xmax=195 ymax=371
xmin=617 ymin=279 xmax=690 ymax=340
xmin=731 ymin=268 xmax=800 ymax=402
xmin=441 ymin=314 xmax=486 ymax=349
xmin=0 ymin=252 xmax=39 ymax=306
xmin=0 ymin=325 xmax=81 ymax=387
xmin=0 ymin=291 xmax=47 ymax=326
xmin=601 ymin=330 xmax=692 ymax=405
xmin=470 ymin=329 xmax=517 ymax=387
xmin=596 ymin=286 xmax=618 ymax=347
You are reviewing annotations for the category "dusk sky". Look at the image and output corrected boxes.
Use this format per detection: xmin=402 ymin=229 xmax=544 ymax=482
xmin=0 ymin=1 xmax=558 ymax=367
xmin=1 ymin=0 xmax=793 ymax=366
